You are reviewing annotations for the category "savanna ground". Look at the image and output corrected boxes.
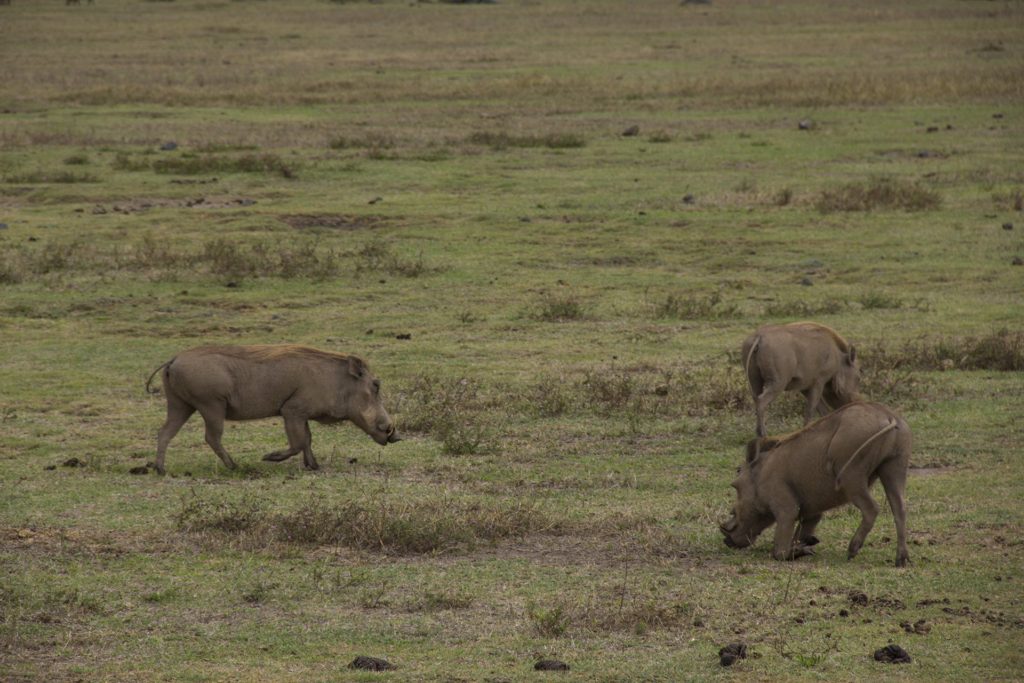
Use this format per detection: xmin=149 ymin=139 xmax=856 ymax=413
xmin=1 ymin=0 xmax=1023 ymax=680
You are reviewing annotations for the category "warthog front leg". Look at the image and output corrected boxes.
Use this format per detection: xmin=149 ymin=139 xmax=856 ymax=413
xmin=264 ymin=413 xmax=317 ymax=470
xmin=770 ymin=503 xmax=813 ymax=561
xmin=802 ymin=382 xmax=825 ymax=425
xmin=796 ymin=514 xmax=822 ymax=547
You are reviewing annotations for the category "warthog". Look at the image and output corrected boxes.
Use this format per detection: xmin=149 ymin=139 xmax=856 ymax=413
xmin=742 ymin=321 xmax=860 ymax=437
xmin=146 ymin=345 xmax=400 ymax=475
xmin=720 ymin=402 xmax=910 ymax=567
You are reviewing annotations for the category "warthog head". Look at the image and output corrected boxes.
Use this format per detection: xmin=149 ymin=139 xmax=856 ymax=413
xmin=345 ymin=356 xmax=401 ymax=446
xmin=824 ymin=346 xmax=861 ymax=408
xmin=719 ymin=439 xmax=775 ymax=549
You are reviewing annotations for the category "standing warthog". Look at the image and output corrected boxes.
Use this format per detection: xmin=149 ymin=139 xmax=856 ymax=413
xmin=720 ymin=402 xmax=910 ymax=567
xmin=742 ymin=321 xmax=861 ymax=437
xmin=146 ymin=345 xmax=400 ymax=475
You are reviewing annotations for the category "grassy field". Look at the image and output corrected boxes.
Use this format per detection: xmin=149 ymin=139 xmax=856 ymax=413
xmin=1 ymin=0 xmax=1023 ymax=680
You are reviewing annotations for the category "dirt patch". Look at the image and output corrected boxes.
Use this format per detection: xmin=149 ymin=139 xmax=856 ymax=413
xmin=90 ymin=196 xmax=256 ymax=214
xmin=279 ymin=213 xmax=388 ymax=230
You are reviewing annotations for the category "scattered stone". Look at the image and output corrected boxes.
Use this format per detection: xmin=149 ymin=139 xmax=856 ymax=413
xmin=348 ymin=656 xmax=395 ymax=671
xmin=798 ymin=119 xmax=815 ymax=130
xmin=44 ymin=465 xmax=57 ymax=471
xmin=800 ymin=277 xmax=813 ymax=286
xmin=0 ymin=223 xmax=7 ymax=230
xmin=534 ymin=659 xmax=570 ymax=671
xmin=1013 ymin=257 xmax=1023 ymax=266
xmin=874 ymin=644 xmax=912 ymax=664
xmin=128 ymin=465 xmax=150 ymax=475
xmin=682 ymin=194 xmax=695 ymax=204
xmin=92 ymin=205 xmax=107 ymax=215
xmin=160 ymin=141 xmax=178 ymax=151
xmin=926 ymin=126 xmax=939 ymax=133
xmin=719 ymin=642 xmax=747 ymax=667
xmin=621 ymin=125 xmax=640 ymax=137
xmin=1003 ymin=222 xmax=1013 ymax=230
xmin=993 ymin=113 xmax=1004 ymax=119
xmin=901 ymin=619 xmax=931 ymax=635
xmin=395 ymin=333 xmax=412 ymax=340
xmin=62 ymin=457 xmax=85 ymax=468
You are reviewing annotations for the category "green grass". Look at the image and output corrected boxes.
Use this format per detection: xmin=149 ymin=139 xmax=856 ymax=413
xmin=1 ymin=0 xmax=1023 ymax=680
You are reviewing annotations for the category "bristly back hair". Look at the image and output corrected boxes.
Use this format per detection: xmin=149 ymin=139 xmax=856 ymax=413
xmin=189 ymin=344 xmax=363 ymax=366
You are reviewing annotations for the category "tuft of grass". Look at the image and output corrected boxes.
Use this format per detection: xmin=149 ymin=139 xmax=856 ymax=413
xmin=858 ymin=292 xmax=904 ymax=310
xmin=394 ymin=375 xmax=495 ymax=454
xmin=815 ymin=177 xmax=941 ymax=212
xmin=532 ymin=293 xmax=587 ymax=321
xmin=152 ymin=153 xmax=295 ymax=178
xmin=863 ymin=329 xmax=1024 ymax=372
xmin=527 ymin=602 xmax=571 ymax=637
xmin=653 ymin=291 xmax=740 ymax=319
xmin=178 ymin=493 xmax=551 ymax=555
xmin=328 ymin=132 xmax=395 ymax=150
xmin=353 ymin=238 xmax=435 ymax=278
xmin=764 ymin=298 xmax=846 ymax=317
xmin=5 ymin=170 xmax=98 ymax=183
xmin=466 ymin=131 xmax=585 ymax=150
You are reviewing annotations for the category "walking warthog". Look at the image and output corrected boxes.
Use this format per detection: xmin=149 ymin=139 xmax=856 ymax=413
xmin=742 ymin=321 xmax=861 ymax=437
xmin=146 ymin=345 xmax=400 ymax=475
xmin=720 ymin=402 xmax=910 ymax=567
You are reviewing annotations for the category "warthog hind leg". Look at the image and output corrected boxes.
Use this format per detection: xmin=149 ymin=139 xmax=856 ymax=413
xmin=155 ymin=396 xmax=195 ymax=475
xmin=198 ymin=403 xmax=237 ymax=470
xmin=878 ymin=459 xmax=910 ymax=567
xmin=846 ymin=489 xmax=879 ymax=560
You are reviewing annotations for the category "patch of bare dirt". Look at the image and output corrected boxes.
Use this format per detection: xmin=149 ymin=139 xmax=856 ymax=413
xmin=279 ymin=213 xmax=389 ymax=230
xmin=88 ymin=196 xmax=256 ymax=215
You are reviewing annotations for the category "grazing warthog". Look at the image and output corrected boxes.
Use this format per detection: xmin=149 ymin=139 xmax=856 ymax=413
xmin=146 ymin=345 xmax=400 ymax=475
xmin=742 ymin=321 xmax=861 ymax=437
xmin=720 ymin=402 xmax=911 ymax=567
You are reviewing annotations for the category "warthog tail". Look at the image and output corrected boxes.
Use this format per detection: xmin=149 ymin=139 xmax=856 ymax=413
xmin=834 ymin=419 xmax=898 ymax=490
xmin=145 ymin=360 xmax=172 ymax=395
xmin=744 ymin=335 xmax=760 ymax=379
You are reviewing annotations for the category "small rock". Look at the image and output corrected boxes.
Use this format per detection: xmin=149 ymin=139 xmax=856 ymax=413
xmin=0 ymin=223 xmax=7 ymax=230
xmin=681 ymin=194 xmax=695 ymax=204
xmin=800 ymin=277 xmax=813 ymax=286
xmin=621 ymin=125 xmax=640 ymax=137
xmin=62 ymin=457 xmax=85 ymax=468
xmin=395 ymin=333 xmax=412 ymax=340
xmin=1013 ymin=257 xmax=1023 ymax=266
xmin=348 ymin=656 xmax=394 ymax=671
xmin=225 ymin=281 xmax=239 ymax=288
xmin=92 ymin=206 xmax=107 ymax=215
xmin=160 ymin=141 xmax=178 ymax=151
xmin=368 ymin=196 xmax=383 ymax=205
xmin=874 ymin=644 xmax=912 ymax=664
xmin=993 ymin=113 xmax=1004 ymax=119
xmin=44 ymin=465 xmax=57 ymax=471
xmin=719 ymin=642 xmax=747 ymax=667
xmin=534 ymin=659 xmax=570 ymax=671
xmin=347 ymin=457 xmax=358 ymax=464
xmin=128 ymin=466 xmax=150 ymax=475
xmin=1002 ymin=222 xmax=1013 ymax=230
xmin=798 ymin=119 xmax=815 ymax=130
xmin=839 ymin=609 xmax=849 ymax=617
xmin=926 ymin=126 xmax=939 ymax=133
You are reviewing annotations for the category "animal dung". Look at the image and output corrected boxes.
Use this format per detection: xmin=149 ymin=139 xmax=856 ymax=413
xmin=348 ymin=656 xmax=395 ymax=671
xmin=534 ymin=659 xmax=570 ymax=671
xmin=873 ymin=644 xmax=912 ymax=664
xmin=621 ymin=125 xmax=640 ymax=137
xmin=718 ymin=642 xmax=747 ymax=666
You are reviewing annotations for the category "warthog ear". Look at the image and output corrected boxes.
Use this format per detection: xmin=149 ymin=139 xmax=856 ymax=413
xmin=847 ymin=345 xmax=857 ymax=364
xmin=347 ymin=356 xmax=366 ymax=379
